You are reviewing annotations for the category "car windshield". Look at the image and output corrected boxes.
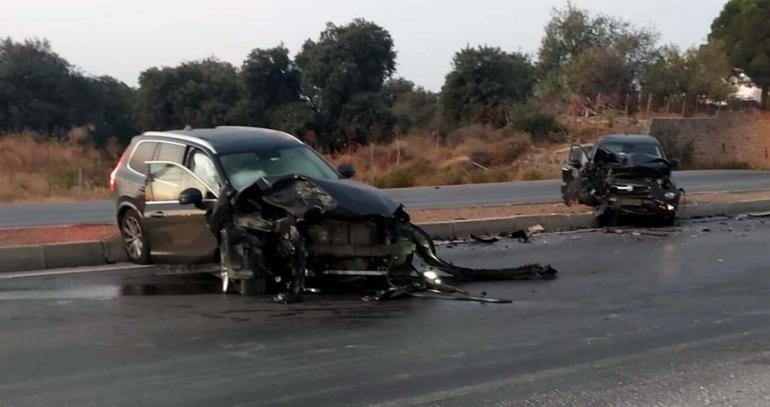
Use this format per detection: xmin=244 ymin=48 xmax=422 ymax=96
xmin=219 ymin=145 xmax=340 ymax=190
xmin=596 ymin=142 xmax=665 ymax=165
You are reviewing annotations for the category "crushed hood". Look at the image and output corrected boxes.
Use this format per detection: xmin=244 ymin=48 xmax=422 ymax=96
xmin=609 ymin=161 xmax=672 ymax=178
xmin=236 ymin=175 xmax=403 ymax=219
xmin=309 ymin=178 xmax=402 ymax=217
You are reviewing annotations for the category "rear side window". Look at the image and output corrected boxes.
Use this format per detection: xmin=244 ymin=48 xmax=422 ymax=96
xmin=128 ymin=142 xmax=158 ymax=175
xmin=156 ymin=142 xmax=186 ymax=164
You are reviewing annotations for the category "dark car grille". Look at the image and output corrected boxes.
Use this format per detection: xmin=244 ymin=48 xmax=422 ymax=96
xmin=611 ymin=183 xmax=651 ymax=195
xmin=307 ymin=219 xmax=380 ymax=246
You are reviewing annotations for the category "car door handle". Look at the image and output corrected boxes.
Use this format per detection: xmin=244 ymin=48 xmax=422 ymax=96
xmin=149 ymin=211 xmax=166 ymax=218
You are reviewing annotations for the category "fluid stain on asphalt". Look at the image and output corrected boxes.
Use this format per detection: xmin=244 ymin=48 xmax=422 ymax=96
xmin=119 ymin=283 xmax=220 ymax=296
xmin=0 ymin=282 xmax=221 ymax=301
xmin=0 ymin=285 xmax=121 ymax=301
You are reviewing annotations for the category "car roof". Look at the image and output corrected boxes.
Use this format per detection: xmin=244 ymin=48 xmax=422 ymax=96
xmin=141 ymin=126 xmax=303 ymax=155
xmin=597 ymin=134 xmax=660 ymax=145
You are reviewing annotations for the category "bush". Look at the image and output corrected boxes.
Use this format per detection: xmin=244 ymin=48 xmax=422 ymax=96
xmin=521 ymin=168 xmax=547 ymax=180
xmin=374 ymin=169 xmax=416 ymax=188
xmin=509 ymin=104 xmax=565 ymax=143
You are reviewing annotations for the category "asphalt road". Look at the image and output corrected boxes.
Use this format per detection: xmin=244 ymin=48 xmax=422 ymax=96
xmin=1 ymin=169 xmax=769 ymax=228
xmin=3 ymin=217 xmax=770 ymax=405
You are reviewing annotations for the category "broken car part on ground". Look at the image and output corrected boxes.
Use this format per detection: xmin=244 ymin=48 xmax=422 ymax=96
xmin=207 ymin=174 xmax=556 ymax=303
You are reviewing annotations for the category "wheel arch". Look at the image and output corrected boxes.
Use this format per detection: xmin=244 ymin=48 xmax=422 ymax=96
xmin=116 ymin=201 xmax=141 ymax=224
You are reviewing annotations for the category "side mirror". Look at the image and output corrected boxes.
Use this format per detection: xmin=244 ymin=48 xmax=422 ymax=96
xmin=670 ymin=158 xmax=681 ymax=168
xmin=338 ymin=164 xmax=356 ymax=179
xmin=178 ymin=187 xmax=203 ymax=206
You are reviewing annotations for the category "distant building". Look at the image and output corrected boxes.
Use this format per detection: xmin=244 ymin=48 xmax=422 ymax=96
xmin=735 ymin=84 xmax=763 ymax=103
xmin=732 ymin=73 xmax=763 ymax=104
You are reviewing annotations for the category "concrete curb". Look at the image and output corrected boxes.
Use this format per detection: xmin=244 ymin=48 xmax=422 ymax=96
xmin=0 ymin=238 xmax=129 ymax=273
xmin=3 ymin=198 xmax=770 ymax=273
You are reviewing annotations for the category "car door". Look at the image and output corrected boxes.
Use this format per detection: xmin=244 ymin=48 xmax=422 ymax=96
xmin=562 ymin=145 xmax=589 ymax=205
xmin=142 ymin=161 xmax=219 ymax=264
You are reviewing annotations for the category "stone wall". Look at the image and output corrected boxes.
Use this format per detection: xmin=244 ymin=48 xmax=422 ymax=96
xmin=649 ymin=112 xmax=770 ymax=169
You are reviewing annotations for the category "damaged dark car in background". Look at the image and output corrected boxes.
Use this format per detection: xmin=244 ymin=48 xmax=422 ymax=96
xmin=561 ymin=134 xmax=683 ymax=225
xmin=112 ymin=127 xmax=556 ymax=304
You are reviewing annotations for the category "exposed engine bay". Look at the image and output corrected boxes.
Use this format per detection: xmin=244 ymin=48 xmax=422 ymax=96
xmin=207 ymin=174 xmax=556 ymax=303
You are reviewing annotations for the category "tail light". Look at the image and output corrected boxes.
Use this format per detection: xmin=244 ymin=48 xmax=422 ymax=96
xmin=109 ymin=149 xmax=128 ymax=192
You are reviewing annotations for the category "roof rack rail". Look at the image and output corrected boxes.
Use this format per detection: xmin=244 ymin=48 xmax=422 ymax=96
xmin=141 ymin=131 xmax=217 ymax=153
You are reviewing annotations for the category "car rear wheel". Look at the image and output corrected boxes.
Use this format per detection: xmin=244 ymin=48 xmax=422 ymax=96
xmin=120 ymin=209 xmax=151 ymax=264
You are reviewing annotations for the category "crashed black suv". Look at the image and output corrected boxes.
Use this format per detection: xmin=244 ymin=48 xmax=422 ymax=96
xmin=111 ymin=127 xmax=554 ymax=302
xmin=561 ymin=134 xmax=682 ymax=225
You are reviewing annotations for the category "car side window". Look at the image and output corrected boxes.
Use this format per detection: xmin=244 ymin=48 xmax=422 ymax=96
xmin=188 ymin=150 xmax=222 ymax=193
xmin=155 ymin=142 xmax=186 ymax=164
xmin=146 ymin=163 xmax=214 ymax=202
xmin=128 ymin=142 xmax=158 ymax=175
xmin=569 ymin=147 xmax=587 ymax=165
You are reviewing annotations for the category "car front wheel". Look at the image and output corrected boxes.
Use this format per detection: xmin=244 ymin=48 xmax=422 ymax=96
xmin=120 ymin=209 xmax=151 ymax=264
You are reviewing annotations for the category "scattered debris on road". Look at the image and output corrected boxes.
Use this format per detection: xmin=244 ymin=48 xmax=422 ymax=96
xmin=527 ymin=224 xmax=545 ymax=235
xmin=510 ymin=229 xmax=530 ymax=243
xmin=470 ymin=233 xmax=499 ymax=244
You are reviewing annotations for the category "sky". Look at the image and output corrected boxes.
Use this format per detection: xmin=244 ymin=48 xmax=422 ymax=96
xmin=1 ymin=0 xmax=728 ymax=91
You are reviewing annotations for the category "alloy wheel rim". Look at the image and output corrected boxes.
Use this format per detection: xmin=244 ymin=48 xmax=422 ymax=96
xmin=122 ymin=217 xmax=143 ymax=260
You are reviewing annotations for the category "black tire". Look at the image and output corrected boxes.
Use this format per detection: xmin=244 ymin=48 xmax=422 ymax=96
xmin=237 ymin=276 xmax=268 ymax=296
xmin=563 ymin=179 xmax=580 ymax=206
xmin=660 ymin=214 xmax=676 ymax=227
xmin=597 ymin=207 xmax=620 ymax=227
xmin=120 ymin=209 xmax=151 ymax=264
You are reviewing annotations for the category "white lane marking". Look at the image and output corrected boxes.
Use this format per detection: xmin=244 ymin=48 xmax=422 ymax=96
xmin=0 ymin=264 xmax=152 ymax=279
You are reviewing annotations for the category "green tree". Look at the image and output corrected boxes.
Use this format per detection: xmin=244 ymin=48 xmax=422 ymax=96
xmin=269 ymin=102 xmax=319 ymax=141
xmin=643 ymin=45 xmax=690 ymax=107
xmin=88 ymin=76 xmax=137 ymax=145
xmin=0 ymin=38 xmax=78 ymax=133
xmin=383 ymin=78 xmax=438 ymax=133
xmin=563 ymin=45 xmax=634 ymax=107
xmin=296 ymin=19 xmax=396 ymax=149
xmin=686 ymin=42 xmax=735 ymax=104
xmin=339 ymin=92 xmax=395 ymax=144
xmin=239 ymin=45 xmax=301 ymax=126
xmin=136 ymin=58 xmax=241 ymax=130
xmin=0 ymin=38 xmax=136 ymax=143
xmin=440 ymin=46 xmax=535 ymax=127
xmin=643 ymin=42 xmax=734 ymax=112
xmin=710 ymin=0 xmax=770 ymax=108
xmin=537 ymin=4 xmax=657 ymax=107
xmin=538 ymin=4 xmax=609 ymax=74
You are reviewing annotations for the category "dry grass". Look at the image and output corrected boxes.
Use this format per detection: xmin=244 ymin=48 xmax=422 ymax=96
xmin=328 ymin=126 xmax=543 ymax=188
xmin=0 ymin=129 xmax=113 ymax=202
xmin=0 ymin=115 xmax=655 ymax=202
xmin=328 ymin=116 xmax=648 ymax=188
